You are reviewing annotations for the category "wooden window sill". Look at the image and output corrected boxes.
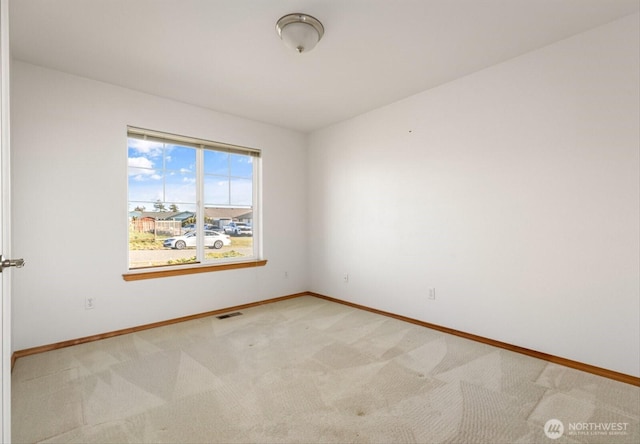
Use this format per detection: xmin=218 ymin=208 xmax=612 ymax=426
xmin=123 ymin=259 xmax=267 ymax=281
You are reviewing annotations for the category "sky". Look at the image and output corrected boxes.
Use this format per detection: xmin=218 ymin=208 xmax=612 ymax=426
xmin=128 ymin=138 xmax=253 ymax=213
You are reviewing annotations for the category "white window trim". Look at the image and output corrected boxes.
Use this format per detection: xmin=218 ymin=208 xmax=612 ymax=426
xmin=126 ymin=126 xmax=262 ymax=275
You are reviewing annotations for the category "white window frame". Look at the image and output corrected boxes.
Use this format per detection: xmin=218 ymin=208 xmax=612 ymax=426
xmin=126 ymin=126 xmax=261 ymax=275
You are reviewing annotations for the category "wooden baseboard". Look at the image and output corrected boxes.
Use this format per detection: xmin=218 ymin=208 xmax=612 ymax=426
xmin=12 ymin=290 xmax=639 ymax=387
xmin=11 ymin=292 xmax=305 ymax=366
xmin=308 ymin=292 xmax=640 ymax=387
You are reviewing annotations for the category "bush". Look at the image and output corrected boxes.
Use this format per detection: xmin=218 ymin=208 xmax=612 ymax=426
xmin=205 ymin=250 xmax=244 ymax=259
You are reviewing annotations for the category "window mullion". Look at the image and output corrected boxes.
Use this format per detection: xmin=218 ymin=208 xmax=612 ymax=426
xmin=253 ymin=156 xmax=260 ymax=259
xmin=196 ymin=148 xmax=204 ymax=262
xmin=227 ymin=152 xmax=232 ymax=205
xmin=162 ymin=143 xmax=167 ymax=203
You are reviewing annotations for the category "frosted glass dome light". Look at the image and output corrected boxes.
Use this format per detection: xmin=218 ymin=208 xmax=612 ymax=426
xmin=276 ymin=13 xmax=324 ymax=54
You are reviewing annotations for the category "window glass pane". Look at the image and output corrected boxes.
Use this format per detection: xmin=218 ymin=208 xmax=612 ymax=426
xmin=204 ymin=175 xmax=230 ymax=206
xmin=128 ymin=168 xmax=163 ymax=202
xmin=128 ymin=139 xmax=197 ymax=269
xmin=205 ymin=208 xmax=253 ymax=263
xmin=230 ymin=177 xmax=252 ymax=206
xmin=128 ymin=140 xmax=164 ymax=160
xmin=165 ymin=144 xmax=196 ymax=172
xmin=204 ymin=150 xmax=228 ymax=175
xmin=165 ymin=172 xmax=196 ymax=203
xmin=230 ymin=154 xmax=253 ymax=178
xmin=128 ymin=141 xmax=164 ymax=202
xmin=129 ymin=209 xmax=199 ymax=268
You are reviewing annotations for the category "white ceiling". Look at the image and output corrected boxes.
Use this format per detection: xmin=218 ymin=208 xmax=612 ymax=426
xmin=9 ymin=0 xmax=640 ymax=133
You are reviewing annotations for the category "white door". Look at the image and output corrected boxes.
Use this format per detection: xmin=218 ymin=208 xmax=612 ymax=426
xmin=1 ymin=0 xmax=12 ymax=440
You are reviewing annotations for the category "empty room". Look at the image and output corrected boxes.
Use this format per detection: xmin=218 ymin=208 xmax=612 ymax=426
xmin=1 ymin=0 xmax=639 ymax=443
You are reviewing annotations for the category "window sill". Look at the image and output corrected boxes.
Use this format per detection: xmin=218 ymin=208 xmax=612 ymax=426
xmin=122 ymin=259 xmax=267 ymax=281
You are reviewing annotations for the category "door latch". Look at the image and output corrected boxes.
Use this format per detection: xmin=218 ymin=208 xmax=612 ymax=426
xmin=0 ymin=255 xmax=25 ymax=272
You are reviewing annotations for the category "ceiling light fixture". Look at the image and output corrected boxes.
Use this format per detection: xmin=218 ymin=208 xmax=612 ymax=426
xmin=276 ymin=13 xmax=324 ymax=54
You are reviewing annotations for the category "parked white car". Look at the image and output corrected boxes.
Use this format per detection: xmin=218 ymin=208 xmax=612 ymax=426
xmin=163 ymin=231 xmax=231 ymax=249
xmin=223 ymin=222 xmax=253 ymax=236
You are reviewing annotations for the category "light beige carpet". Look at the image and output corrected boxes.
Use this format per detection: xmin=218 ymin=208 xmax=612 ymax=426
xmin=11 ymin=295 xmax=640 ymax=443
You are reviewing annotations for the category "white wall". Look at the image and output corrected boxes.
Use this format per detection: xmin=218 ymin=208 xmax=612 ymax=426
xmin=11 ymin=61 xmax=308 ymax=350
xmin=308 ymin=14 xmax=640 ymax=377
xmin=10 ymin=14 xmax=640 ymax=378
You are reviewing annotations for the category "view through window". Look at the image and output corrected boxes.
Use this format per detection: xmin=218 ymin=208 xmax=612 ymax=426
xmin=127 ymin=127 xmax=259 ymax=269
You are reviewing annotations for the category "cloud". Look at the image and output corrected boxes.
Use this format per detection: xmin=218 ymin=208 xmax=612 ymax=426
xmin=128 ymin=157 xmax=163 ymax=182
xmin=128 ymin=139 xmax=163 ymax=156
xmin=128 ymin=157 xmax=154 ymax=169
xmin=131 ymin=173 xmax=162 ymax=182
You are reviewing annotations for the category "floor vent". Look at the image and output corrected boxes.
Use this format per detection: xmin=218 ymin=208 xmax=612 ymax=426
xmin=216 ymin=311 xmax=243 ymax=320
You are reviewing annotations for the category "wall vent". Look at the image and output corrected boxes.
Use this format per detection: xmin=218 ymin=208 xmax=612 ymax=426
xmin=216 ymin=311 xmax=243 ymax=320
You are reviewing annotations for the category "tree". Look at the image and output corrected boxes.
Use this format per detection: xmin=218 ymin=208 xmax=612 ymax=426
xmin=133 ymin=205 xmax=146 ymax=212
xmin=169 ymin=204 xmax=179 ymax=212
xmin=153 ymin=200 xmax=166 ymax=212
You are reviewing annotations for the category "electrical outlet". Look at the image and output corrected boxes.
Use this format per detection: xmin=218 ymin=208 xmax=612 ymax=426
xmin=343 ymin=273 xmax=349 ymax=283
xmin=428 ymin=288 xmax=436 ymax=300
xmin=85 ymin=296 xmax=95 ymax=310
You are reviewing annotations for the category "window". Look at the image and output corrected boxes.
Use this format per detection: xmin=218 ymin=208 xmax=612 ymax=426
xmin=127 ymin=127 xmax=260 ymax=271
